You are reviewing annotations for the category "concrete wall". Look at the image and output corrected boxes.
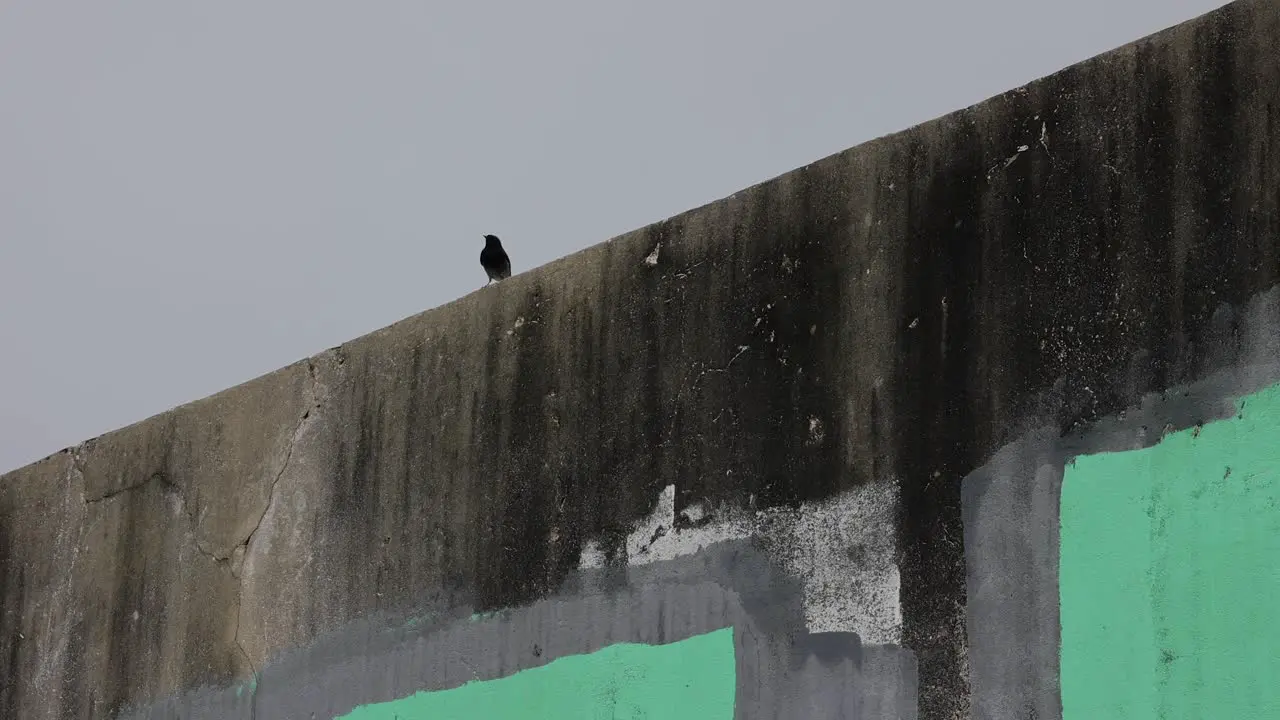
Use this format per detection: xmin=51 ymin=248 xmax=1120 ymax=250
xmin=3 ymin=0 xmax=1280 ymax=717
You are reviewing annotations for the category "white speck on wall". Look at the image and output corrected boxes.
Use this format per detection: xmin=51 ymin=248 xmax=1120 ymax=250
xmin=681 ymin=499 xmax=709 ymax=524
xmin=624 ymin=485 xmax=756 ymax=565
xmin=578 ymin=479 xmax=902 ymax=645
xmin=643 ymin=243 xmax=661 ymax=266
xmin=578 ymin=540 xmax=607 ymax=568
xmin=169 ymin=491 xmax=185 ymax=517
xmin=807 ymin=417 xmax=826 ymax=445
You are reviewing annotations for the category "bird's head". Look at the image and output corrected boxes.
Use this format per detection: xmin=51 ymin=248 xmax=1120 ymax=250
xmin=483 ymin=234 xmax=501 ymax=247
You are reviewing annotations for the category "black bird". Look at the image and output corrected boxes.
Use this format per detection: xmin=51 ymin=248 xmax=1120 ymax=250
xmin=480 ymin=234 xmax=512 ymax=285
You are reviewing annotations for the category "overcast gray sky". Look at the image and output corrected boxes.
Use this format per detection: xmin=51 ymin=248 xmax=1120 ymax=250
xmin=0 ymin=0 xmax=1229 ymax=474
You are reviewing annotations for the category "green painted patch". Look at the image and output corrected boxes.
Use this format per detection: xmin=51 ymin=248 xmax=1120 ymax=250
xmin=1060 ymin=381 xmax=1280 ymax=720
xmin=234 ymin=675 xmax=258 ymax=698
xmin=337 ymin=626 xmax=736 ymax=719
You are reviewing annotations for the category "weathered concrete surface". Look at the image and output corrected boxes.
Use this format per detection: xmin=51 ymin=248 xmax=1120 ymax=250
xmin=1 ymin=364 xmax=314 ymax=717
xmin=3 ymin=0 xmax=1280 ymax=717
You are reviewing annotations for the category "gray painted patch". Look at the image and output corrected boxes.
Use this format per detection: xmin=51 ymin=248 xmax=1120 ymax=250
xmin=122 ymin=685 xmax=254 ymax=720
xmin=963 ymin=428 xmax=1064 ymax=720
xmin=121 ymin=541 xmax=917 ymax=720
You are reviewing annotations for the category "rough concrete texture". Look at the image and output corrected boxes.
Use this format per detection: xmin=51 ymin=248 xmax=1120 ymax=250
xmin=3 ymin=0 xmax=1280 ymax=717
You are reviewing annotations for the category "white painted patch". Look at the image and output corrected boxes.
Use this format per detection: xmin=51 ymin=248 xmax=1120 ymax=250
xmin=578 ymin=480 xmax=902 ymax=645
xmin=759 ymin=481 xmax=902 ymax=643
xmin=578 ymin=485 xmax=755 ymax=569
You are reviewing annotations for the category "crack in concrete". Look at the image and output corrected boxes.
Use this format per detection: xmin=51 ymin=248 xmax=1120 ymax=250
xmin=229 ymin=358 xmax=326 ymax=718
xmin=68 ymin=359 xmax=328 ymax=717
xmin=72 ymin=438 xmax=168 ymax=506
xmin=82 ymin=475 xmax=153 ymax=504
xmin=235 ymin=618 xmax=259 ymax=720
xmin=71 ymin=441 xmax=248 ymax=714
xmin=241 ymin=404 xmax=310 ymax=554
xmin=690 ymin=344 xmax=750 ymax=390
xmin=81 ymin=461 xmax=231 ymax=575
